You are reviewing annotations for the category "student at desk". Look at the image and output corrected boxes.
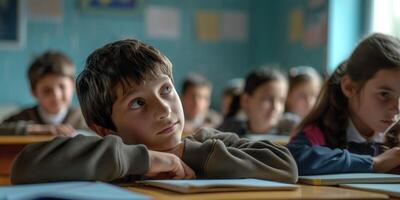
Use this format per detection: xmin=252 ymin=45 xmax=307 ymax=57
xmin=11 ymin=39 xmax=298 ymax=184
xmin=218 ymin=68 xmax=289 ymax=139
xmin=0 ymin=51 xmax=87 ymax=137
xmin=181 ymin=74 xmax=222 ymax=136
xmin=288 ymin=33 xmax=400 ymax=175
xmin=277 ymin=66 xmax=322 ymax=135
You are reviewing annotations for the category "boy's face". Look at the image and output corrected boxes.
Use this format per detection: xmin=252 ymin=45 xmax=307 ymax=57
xmin=181 ymin=85 xmax=211 ymax=120
xmin=111 ymin=74 xmax=184 ymax=151
xmin=32 ymin=74 xmax=74 ymax=114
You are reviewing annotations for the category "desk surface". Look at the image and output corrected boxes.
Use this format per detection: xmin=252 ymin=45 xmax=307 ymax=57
xmin=0 ymin=135 xmax=54 ymax=144
xmin=0 ymin=177 xmax=391 ymax=200
xmin=0 ymin=135 xmax=393 ymax=199
xmin=0 ymin=135 xmax=55 ymax=175
xmin=127 ymin=184 xmax=390 ymax=200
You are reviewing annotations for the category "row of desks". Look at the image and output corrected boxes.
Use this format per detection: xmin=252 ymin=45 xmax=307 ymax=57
xmin=0 ymin=175 xmax=394 ymax=200
xmin=0 ymin=135 xmax=398 ymax=199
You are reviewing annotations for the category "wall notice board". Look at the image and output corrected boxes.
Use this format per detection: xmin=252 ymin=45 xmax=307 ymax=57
xmin=0 ymin=0 xmax=25 ymax=49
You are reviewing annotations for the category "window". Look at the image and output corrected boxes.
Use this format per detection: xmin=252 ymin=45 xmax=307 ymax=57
xmin=371 ymin=0 xmax=400 ymax=36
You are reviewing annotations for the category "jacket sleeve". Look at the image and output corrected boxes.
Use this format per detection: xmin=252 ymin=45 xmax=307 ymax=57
xmin=182 ymin=128 xmax=298 ymax=183
xmin=0 ymin=108 xmax=36 ymax=135
xmin=65 ymin=107 xmax=90 ymax=130
xmin=0 ymin=121 xmax=30 ymax=135
xmin=11 ymin=135 xmax=149 ymax=184
xmin=287 ymin=132 xmax=374 ymax=175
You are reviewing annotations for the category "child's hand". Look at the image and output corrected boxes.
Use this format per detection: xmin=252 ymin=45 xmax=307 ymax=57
xmin=373 ymin=147 xmax=400 ymax=172
xmin=26 ymin=124 xmax=77 ymax=137
xmin=145 ymin=150 xmax=195 ymax=179
xmin=389 ymin=165 xmax=400 ymax=174
xmin=26 ymin=124 xmax=57 ymax=135
xmin=164 ymin=142 xmax=184 ymax=158
xmin=55 ymin=124 xmax=77 ymax=137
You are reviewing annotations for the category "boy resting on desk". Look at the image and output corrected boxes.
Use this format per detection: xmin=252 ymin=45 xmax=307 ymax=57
xmin=11 ymin=39 xmax=298 ymax=184
xmin=0 ymin=51 xmax=87 ymax=136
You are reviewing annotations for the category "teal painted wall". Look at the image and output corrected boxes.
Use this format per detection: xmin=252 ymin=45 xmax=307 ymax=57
xmin=250 ymin=0 xmax=328 ymax=74
xmin=249 ymin=0 xmax=277 ymax=69
xmin=0 ymin=0 xmax=253 ymax=109
xmin=0 ymin=0 xmax=368 ymax=109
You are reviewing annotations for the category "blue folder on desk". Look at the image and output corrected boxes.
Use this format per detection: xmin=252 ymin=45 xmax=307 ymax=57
xmin=299 ymin=173 xmax=400 ymax=186
xmin=341 ymin=183 xmax=400 ymax=198
xmin=137 ymin=179 xmax=298 ymax=193
xmin=0 ymin=181 xmax=149 ymax=200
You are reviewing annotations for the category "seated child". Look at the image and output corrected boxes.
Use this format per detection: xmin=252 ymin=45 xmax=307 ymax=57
xmin=0 ymin=51 xmax=87 ymax=136
xmin=220 ymin=78 xmax=244 ymax=119
xmin=181 ymin=74 xmax=222 ymax=136
xmin=278 ymin=66 xmax=322 ymax=135
xmin=218 ymin=68 xmax=288 ymax=137
xmin=288 ymin=33 xmax=400 ymax=175
xmin=11 ymin=39 xmax=298 ymax=184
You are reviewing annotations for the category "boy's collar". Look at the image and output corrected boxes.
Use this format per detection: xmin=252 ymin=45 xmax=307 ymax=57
xmin=38 ymin=106 xmax=68 ymax=125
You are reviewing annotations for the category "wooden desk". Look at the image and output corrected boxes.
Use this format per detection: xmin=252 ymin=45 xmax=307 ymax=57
xmin=245 ymin=134 xmax=290 ymax=145
xmin=126 ymin=185 xmax=390 ymax=200
xmin=0 ymin=176 xmax=10 ymax=185
xmin=0 ymin=135 xmax=54 ymax=176
xmin=0 ymin=179 xmax=394 ymax=200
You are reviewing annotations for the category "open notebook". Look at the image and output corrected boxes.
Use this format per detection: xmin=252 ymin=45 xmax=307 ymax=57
xmin=299 ymin=173 xmax=400 ymax=186
xmin=341 ymin=183 xmax=400 ymax=198
xmin=0 ymin=181 xmax=149 ymax=200
xmin=136 ymin=179 xmax=298 ymax=193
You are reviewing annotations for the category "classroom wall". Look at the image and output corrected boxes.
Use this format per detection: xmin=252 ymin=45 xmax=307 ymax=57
xmin=327 ymin=0 xmax=371 ymax=73
xmin=0 ymin=0 xmax=368 ymax=112
xmin=0 ymin=0 xmax=253 ymax=110
xmin=250 ymin=0 xmax=328 ymax=74
xmin=249 ymin=0 xmax=277 ymax=69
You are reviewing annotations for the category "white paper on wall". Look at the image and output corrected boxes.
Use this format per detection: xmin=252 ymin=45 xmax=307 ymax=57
xmin=146 ymin=6 xmax=180 ymax=39
xmin=220 ymin=11 xmax=248 ymax=41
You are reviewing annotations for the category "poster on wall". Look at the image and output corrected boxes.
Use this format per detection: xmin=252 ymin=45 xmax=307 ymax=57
xmin=196 ymin=10 xmax=220 ymax=41
xmin=27 ymin=0 xmax=63 ymax=22
xmin=196 ymin=10 xmax=248 ymax=42
xmin=221 ymin=11 xmax=248 ymax=41
xmin=0 ymin=0 xmax=26 ymax=49
xmin=303 ymin=11 xmax=326 ymax=48
xmin=288 ymin=8 xmax=304 ymax=42
xmin=287 ymin=0 xmax=327 ymax=48
xmin=80 ymin=0 xmax=142 ymax=14
xmin=146 ymin=6 xmax=180 ymax=39
xmin=303 ymin=0 xmax=327 ymax=48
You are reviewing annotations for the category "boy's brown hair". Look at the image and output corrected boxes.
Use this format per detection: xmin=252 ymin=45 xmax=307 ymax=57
xmin=181 ymin=73 xmax=211 ymax=95
xmin=76 ymin=39 xmax=173 ymax=131
xmin=28 ymin=51 xmax=75 ymax=90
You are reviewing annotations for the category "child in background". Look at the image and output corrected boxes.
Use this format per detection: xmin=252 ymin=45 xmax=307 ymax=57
xmin=218 ymin=68 xmax=288 ymax=137
xmin=181 ymin=74 xmax=222 ymax=136
xmin=11 ymin=39 xmax=297 ymax=184
xmin=288 ymin=33 xmax=400 ymax=175
xmin=0 ymin=51 xmax=87 ymax=136
xmin=220 ymin=78 xmax=244 ymax=118
xmin=278 ymin=66 xmax=322 ymax=135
